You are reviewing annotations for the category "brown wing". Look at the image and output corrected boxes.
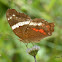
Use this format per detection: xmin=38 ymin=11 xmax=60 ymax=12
xmin=23 ymin=18 xmax=54 ymax=43
xmin=6 ymin=9 xmax=54 ymax=43
xmin=6 ymin=9 xmax=31 ymax=42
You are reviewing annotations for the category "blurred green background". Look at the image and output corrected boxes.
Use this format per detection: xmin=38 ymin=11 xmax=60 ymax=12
xmin=0 ymin=0 xmax=62 ymax=62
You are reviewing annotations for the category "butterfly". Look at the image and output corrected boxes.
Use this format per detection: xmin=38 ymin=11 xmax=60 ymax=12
xmin=6 ymin=9 xmax=54 ymax=43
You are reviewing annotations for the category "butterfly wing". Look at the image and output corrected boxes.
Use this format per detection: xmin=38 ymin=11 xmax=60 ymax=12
xmin=24 ymin=18 xmax=54 ymax=42
xmin=6 ymin=9 xmax=54 ymax=43
xmin=6 ymin=9 xmax=31 ymax=42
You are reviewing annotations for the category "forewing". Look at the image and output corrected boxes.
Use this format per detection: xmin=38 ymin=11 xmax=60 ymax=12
xmin=6 ymin=9 xmax=31 ymax=41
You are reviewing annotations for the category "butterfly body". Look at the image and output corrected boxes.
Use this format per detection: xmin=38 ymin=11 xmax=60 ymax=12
xmin=6 ymin=9 xmax=54 ymax=43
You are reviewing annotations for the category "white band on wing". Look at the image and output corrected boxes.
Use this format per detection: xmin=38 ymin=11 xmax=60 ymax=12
xmin=11 ymin=21 xmax=42 ymax=30
xmin=11 ymin=21 xmax=30 ymax=30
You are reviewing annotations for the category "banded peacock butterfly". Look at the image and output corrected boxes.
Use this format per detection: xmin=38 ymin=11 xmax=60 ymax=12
xmin=6 ymin=9 xmax=54 ymax=43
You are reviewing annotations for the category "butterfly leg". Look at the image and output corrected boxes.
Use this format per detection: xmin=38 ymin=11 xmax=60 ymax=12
xmin=31 ymin=42 xmax=34 ymax=46
xmin=26 ymin=43 xmax=28 ymax=48
xmin=23 ymin=43 xmax=28 ymax=48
